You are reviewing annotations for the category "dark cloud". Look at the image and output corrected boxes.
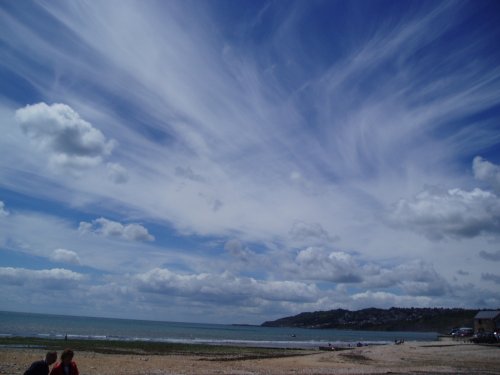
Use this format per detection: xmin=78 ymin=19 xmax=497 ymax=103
xmin=224 ymin=239 xmax=254 ymax=261
xmin=367 ymin=260 xmax=450 ymax=297
xmin=481 ymin=273 xmax=500 ymax=284
xmin=212 ymin=199 xmax=223 ymax=212
xmin=479 ymin=250 xmax=500 ymax=262
xmin=292 ymin=247 xmax=363 ymax=283
xmin=175 ymin=166 xmax=205 ymax=182
xmin=289 ymin=221 xmax=336 ymax=246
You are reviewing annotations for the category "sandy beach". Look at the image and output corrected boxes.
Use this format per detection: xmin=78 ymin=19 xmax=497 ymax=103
xmin=2 ymin=341 xmax=499 ymax=375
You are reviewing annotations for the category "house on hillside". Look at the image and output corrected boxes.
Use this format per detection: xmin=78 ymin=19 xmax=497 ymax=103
xmin=474 ymin=311 xmax=500 ymax=333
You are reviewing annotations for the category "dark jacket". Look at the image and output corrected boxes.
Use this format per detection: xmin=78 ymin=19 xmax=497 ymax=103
xmin=49 ymin=362 xmax=79 ymax=375
xmin=24 ymin=360 xmax=49 ymax=375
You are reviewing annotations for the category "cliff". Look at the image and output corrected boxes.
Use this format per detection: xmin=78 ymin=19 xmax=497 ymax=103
xmin=261 ymin=307 xmax=479 ymax=333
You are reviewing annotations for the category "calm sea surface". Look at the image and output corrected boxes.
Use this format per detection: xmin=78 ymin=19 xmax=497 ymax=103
xmin=0 ymin=311 xmax=437 ymax=349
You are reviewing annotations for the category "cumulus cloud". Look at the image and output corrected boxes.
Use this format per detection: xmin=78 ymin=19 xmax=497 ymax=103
xmin=79 ymin=217 xmax=154 ymax=242
xmin=0 ymin=201 xmax=8 ymax=216
xmin=0 ymin=267 xmax=84 ymax=288
xmin=50 ymin=248 xmax=81 ymax=265
xmin=15 ymin=102 xmax=115 ymax=169
xmin=389 ymin=187 xmax=500 ymax=240
xmin=479 ymin=250 xmax=500 ymax=261
xmin=106 ymin=162 xmax=129 ymax=184
xmin=135 ymin=268 xmax=319 ymax=303
xmin=292 ymin=247 xmax=362 ymax=283
xmin=473 ymin=156 xmax=500 ymax=192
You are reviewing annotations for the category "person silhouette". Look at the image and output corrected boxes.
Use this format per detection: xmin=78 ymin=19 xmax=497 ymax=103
xmin=50 ymin=349 xmax=79 ymax=375
xmin=24 ymin=352 xmax=57 ymax=375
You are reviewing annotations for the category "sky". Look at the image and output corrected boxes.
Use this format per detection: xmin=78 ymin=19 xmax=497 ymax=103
xmin=1 ymin=0 xmax=500 ymax=325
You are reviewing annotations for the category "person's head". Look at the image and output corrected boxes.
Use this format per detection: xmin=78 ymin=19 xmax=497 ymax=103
xmin=45 ymin=351 xmax=57 ymax=365
xmin=60 ymin=349 xmax=74 ymax=365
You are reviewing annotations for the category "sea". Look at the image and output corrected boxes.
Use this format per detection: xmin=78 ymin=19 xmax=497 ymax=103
xmin=0 ymin=311 xmax=438 ymax=349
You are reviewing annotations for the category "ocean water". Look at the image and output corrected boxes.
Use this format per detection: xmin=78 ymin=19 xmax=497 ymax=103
xmin=0 ymin=311 xmax=437 ymax=349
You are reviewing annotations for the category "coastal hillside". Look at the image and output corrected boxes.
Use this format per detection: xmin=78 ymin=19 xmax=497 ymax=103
xmin=261 ymin=307 xmax=478 ymax=333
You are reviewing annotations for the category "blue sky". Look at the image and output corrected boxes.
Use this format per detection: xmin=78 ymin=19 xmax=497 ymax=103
xmin=1 ymin=0 xmax=500 ymax=324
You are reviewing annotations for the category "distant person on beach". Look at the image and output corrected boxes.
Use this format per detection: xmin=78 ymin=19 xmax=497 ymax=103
xmin=23 ymin=351 xmax=57 ymax=375
xmin=50 ymin=349 xmax=79 ymax=375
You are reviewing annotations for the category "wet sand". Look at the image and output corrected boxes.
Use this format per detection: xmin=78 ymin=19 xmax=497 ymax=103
xmin=2 ymin=341 xmax=499 ymax=374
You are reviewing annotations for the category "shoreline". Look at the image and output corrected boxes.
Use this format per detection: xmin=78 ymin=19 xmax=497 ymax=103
xmin=1 ymin=338 xmax=499 ymax=374
xmin=0 ymin=334 xmax=410 ymax=351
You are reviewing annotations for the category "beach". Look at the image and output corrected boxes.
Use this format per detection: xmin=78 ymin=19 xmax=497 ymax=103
xmin=2 ymin=341 xmax=499 ymax=375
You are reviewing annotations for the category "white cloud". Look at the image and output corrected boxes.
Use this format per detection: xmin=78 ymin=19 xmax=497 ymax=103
xmin=0 ymin=201 xmax=8 ymax=216
xmin=473 ymin=156 xmax=500 ymax=192
xmin=79 ymin=217 xmax=154 ymax=242
xmin=389 ymin=187 xmax=500 ymax=240
xmin=15 ymin=102 xmax=115 ymax=170
xmin=106 ymin=162 xmax=129 ymax=184
xmin=0 ymin=209 xmax=196 ymax=276
xmin=135 ymin=268 xmax=319 ymax=304
xmin=0 ymin=267 xmax=84 ymax=288
xmin=50 ymin=248 xmax=81 ymax=265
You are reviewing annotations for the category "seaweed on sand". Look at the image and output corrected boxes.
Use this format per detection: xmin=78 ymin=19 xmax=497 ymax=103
xmin=0 ymin=336 xmax=312 ymax=361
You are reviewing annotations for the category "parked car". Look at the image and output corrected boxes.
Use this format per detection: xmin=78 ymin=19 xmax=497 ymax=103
xmin=470 ymin=332 xmax=498 ymax=344
xmin=451 ymin=327 xmax=474 ymax=338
